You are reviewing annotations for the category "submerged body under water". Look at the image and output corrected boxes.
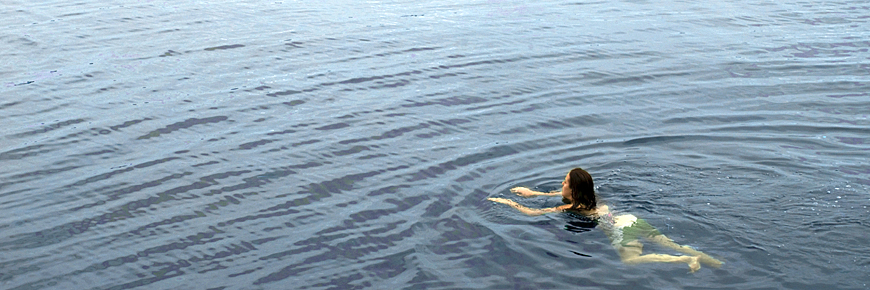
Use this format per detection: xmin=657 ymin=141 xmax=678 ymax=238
xmin=491 ymin=181 xmax=725 ymax=273
xmin=2 ymin=0 xmax=869 ymax=289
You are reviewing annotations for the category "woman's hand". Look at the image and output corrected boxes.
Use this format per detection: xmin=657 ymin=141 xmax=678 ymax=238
xmin=510 ymin=187 xmax=536 ymax=197
xmin=487 ymin=197 xmax=518 ymax=206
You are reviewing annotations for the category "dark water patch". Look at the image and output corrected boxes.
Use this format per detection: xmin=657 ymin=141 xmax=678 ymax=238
xmin=290 ymin=139 xmax=320 ymax=147
xmin=402 ymin=95 xmax=489 ymax=108
xmin=136 ymin=116 xmax=228 ymax=139
xmin=282 ymin=100 xmax=304 ymax=106
xmin=710 ymin=124 xmax=870 ymax=136
xmin=0 ymin=143 xmax=57 ymax=161
xmin=219 ymin=207 xmax=303 ymax=228
xmin=358 ymin=153 xmax=389 ymax=160
xmin=284 ymin=40 xmax=303 ymax=48
xmin=590 ymin=71 xmax=669 ymax=86
xmin=314 ymin=122 xmax=349 ymax=130
xmin=827 ymin=92 xmax=868 ymax=99
xmin=158 ymin=49 xmax=181 ymax=57
xmin=368 ymin=79 xmax=410 ymax=89
xmin=623 ymin=135 xmax=721 ymax=146
xmin=408 ymin=145 xmax=519 ymax=182
xmin=234 ymin=139 xmax=275 ymax=150
xmin=64 ymin=157 xmax=181 ymax=189
xmin=765 ymin=41 xmax=870 ymax=58
xmin=265 ymin=129 xmax=295 ymax=136
xmin=333 ymin=145 xmax=369 ymax=156
xmin=466 ymin=98 xmax=525 ymax=111
xmin=336 ymin=122 xmax=433 ymax=144
xmin=3 ymin=172 xmax=225 ymax=249
xmin=129 ymin=211 xmax=208 ymax=236
xmin=5 ymin=166 xmax=81 ymax=183
xmin=663 ymin=114 xmax=769 ymax=125
xmin=9 ymin=118 xmax=87 ymax=138
xmin=338 ymin=70 xmax=424 ymax=85
xmin=254 ymin=220 xmax=416 ymax=286
xmin=428 ymin=72 xmax=466 ymax=79
xmin=192 ymin=160 xmax=220 ymax=167
xmin=265 ymin=89 xmax=303 ymax=97
xmin=335 ymin=46 xmax=439 ymax=63
xmin=0 ymin=101 xmax=22 ymax=110
xmin=203 ymin=44 xmax=244 ymax=51
xmin=262 ymin=166 xmax=406 ymax=213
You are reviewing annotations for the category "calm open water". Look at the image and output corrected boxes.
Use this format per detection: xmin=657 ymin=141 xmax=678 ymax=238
xmin=2 ymin=0 xmax=869 ymax=289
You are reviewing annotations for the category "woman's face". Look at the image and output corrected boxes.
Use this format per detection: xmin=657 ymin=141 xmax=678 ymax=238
xmin=561 ymin=173 xmax=572 ymax=201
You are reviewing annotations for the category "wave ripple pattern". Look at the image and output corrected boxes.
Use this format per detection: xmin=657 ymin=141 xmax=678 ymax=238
xmin=2 ymin=0 xmax=869 ymax=289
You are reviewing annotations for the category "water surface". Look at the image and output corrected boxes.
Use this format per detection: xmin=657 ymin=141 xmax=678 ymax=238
xmin=2 ymin=0 xmax=869 ymax=289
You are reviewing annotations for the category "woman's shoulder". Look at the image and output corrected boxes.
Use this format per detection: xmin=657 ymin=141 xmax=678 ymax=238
xmin=565 ymin=204 xmax=609 ymax=217
xmin=595 ymin=204 xmax=610 ymax=215
xmin=594 ymin=205 xmax=635 ymax=219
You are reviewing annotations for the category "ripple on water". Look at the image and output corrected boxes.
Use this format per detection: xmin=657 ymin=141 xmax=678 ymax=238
xmin=2 ymin=0 xmax=870 ymax=289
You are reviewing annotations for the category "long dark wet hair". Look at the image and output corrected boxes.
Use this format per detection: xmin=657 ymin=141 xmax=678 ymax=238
xmin=568 ymin=168 xmax=596 ymax=211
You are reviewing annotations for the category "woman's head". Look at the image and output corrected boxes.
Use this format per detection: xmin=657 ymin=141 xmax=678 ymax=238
xmin=561 ymin=168 xmax=596 ymax=210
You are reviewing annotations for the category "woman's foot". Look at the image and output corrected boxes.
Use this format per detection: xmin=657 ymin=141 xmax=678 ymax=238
xmin=677 ymin=245 xmax=723 ymax=269
xmin=687 ymin=256 xmax=701 ymax=273
xmin=698 ymin=254 xmax=723 ymax=268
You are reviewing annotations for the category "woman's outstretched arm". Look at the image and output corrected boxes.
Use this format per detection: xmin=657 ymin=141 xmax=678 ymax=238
xmin=487 ymin=198 xmax=570 ymax=216
xmin=510 ymin=187 xmax=561 ymax=197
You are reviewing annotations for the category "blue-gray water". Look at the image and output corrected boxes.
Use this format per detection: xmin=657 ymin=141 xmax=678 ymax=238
xmin=2 ymin=0 xmax=869 ymax=289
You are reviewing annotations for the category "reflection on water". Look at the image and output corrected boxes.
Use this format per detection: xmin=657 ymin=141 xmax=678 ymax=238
xmin=2 ymin=0 xmax=869 ymax=289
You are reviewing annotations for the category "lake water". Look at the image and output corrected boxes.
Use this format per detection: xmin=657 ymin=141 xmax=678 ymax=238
xmin=2 ymin=0 xmax=869 ymax=289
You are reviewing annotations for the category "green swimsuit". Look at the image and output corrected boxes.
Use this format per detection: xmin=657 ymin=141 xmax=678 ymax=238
xmin=597 ymin=212 xmax=661 ymax=247
xmin=617 ymin=218 xmax=661 ymax=247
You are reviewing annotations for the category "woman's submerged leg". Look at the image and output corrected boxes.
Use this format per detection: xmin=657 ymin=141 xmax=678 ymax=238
xmin=617 ymin=240 xmax=701 ymax=273
xmin=647 ymin=234 xmax=723 ymax=268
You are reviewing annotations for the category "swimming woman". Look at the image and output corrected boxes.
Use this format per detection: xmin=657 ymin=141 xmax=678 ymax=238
xmin=487 ymin=168 xmax=723 ymax=272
